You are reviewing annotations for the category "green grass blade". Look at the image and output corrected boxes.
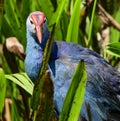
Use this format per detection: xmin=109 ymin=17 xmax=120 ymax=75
xmin=4 ymin=0 xmax=20 ymax=28
xmin=105 ymin=42 xmax=120 ymax=57
xmin=35 ymin=71 xmax=54 ymax=121
xmin=68 ymin=68 xmax=86 ymax=121
xmin=11 ymin=99 xmax=23 ymax=121
xmin=36 ymin=0 xmax=53 ymax=21
xmin=110 ymin=8 xmax=120 ymax=43
xmin=6 ymin=73 xmax=33 ymax=95
xmin=59 ymin=60 xmax=87 ymax=121
xmin=106 ymin=49 xmax=120 ymax=57
xmin=0 ymin=68 xmax=7 ymax=116
xmin=31 ymin=24 xmax=56 ymax=110
xmin=88 ymin=0 xmax=97 ymax=47
xmin=107 ymin=42 xmax=120 ymax=48
xmin=66 ymin=0 xmax=81 ymax=43
xmin=49 ymin=0 xmax=66 ymax=26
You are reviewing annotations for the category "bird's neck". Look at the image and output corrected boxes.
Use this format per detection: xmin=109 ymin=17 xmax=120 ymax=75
xmin=26 ymin=33 xmax=40 ymax=55
xmin=26 ymin=29 xmax=50 ymax=53
xmin=26 ymin=28 xmax=59 ymax=60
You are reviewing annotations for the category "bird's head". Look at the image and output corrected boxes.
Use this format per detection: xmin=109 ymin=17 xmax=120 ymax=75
xmin=26 ymin=11 xmax=49 ymax=44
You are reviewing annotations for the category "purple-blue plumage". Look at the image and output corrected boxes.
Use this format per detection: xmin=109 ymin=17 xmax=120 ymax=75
xmin=25 ymin=11 xmax=120 ymax=121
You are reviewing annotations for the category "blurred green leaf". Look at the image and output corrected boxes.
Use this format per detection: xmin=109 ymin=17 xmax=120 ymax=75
xmin=36 ymin=0 xmax=53 ymax=21
xmin=49 ymin=0 xmax=66 ymax=26
xmin=2 ymin=0 xmax=26 ymax=46
xmin=0 ymin=68 xmax=6 ymax=116
xmin=105 ymin=42 xmax=120 ymax=57
xmin=110 ymin=8 xmax=120 ymax=43
xmin=88 ymin=0 xmax=97 ymax=47
xmin=100 ymin=0 xmax=119 ymax=14
xmin=11 ymin=99 xmax=23 ymax=121
xmin=6 ymin=73 xmax=33 ymax=95
xmin=59 ymin=60 xmax=87 ymax=121
xmin=4 ymin=0 xmax=20 ymax=27
xmin=66 ymin=0 xmax=81 ymax=43
xmin=35 ymin=71 xmax=54 ymax=121
xmin=21 ymin=0 xmax=33 ymax=21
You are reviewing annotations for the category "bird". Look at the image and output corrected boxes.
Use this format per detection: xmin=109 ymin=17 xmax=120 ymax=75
xmin=25 ymin=11 xmax=120 ymax=121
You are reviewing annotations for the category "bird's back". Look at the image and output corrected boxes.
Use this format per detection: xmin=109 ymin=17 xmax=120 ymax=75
xmin=49 ymin=41 xmax=120 ymax=120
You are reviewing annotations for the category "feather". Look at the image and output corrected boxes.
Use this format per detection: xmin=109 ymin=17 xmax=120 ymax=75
xmin=25 ymin=11 xmax=120 ymax=121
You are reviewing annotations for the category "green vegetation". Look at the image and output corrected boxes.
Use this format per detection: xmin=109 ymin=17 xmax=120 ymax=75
xmin=0 ymin=0 xmax=120 ymax=121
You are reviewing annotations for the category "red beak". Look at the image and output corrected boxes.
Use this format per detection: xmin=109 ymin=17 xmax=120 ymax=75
xmin=35 ymin=25 xmax=42 ymax=43
xmin=30 ymin=12 xmax=45 ymax=43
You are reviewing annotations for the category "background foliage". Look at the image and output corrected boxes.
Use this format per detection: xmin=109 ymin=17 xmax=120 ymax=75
xmin=0 ymin=0 xmax=120 ymax=121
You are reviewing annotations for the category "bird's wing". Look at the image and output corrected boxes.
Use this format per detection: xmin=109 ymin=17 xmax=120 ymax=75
xmin=49 ymin=41 xmax=120 ymax=120
xmin=54 ymin=41 xmax=120 ymax=99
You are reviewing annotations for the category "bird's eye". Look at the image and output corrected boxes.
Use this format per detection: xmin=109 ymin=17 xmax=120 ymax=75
xmin=30 ymin=19 xmax=33 ymax=24
xmin=44 ymin=18 xmax=46 ymax=23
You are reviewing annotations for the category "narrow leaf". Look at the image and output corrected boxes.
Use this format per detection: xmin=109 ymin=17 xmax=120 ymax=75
xmin=35 ymin=71 xmax=54 ymax=121
xmin=31 ymin=24 xmax=56 ymax=110
xmin=110 ymin=8 xmax=120 ymax=43
xmin=106 ymin=42 xmax=120 ymax=57
xmin=107 ymin=42 xmax=120 ymax=48
xmin=106 ymin=49 xmax=120 ymax=57
xmin=66 ymin=0 xmax=81 ymax=43
xmin=59 ymin=60 xmax=87 ymax=121
xmin=6 ymin=73 xmax=33 ymax=95
xmin=36 ymin=0 xmax=53 ymax=21
xmin=49 ymin=0 xmax=66 ymax=26
xmin=88 ymin=0 xmax=97 ymax=47
xmin=0 ymin=68 xmax=6 ymax=115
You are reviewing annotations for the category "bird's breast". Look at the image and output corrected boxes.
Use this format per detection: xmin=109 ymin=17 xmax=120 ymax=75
xmin=49 ymin=56 xmax=79 ymax=112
